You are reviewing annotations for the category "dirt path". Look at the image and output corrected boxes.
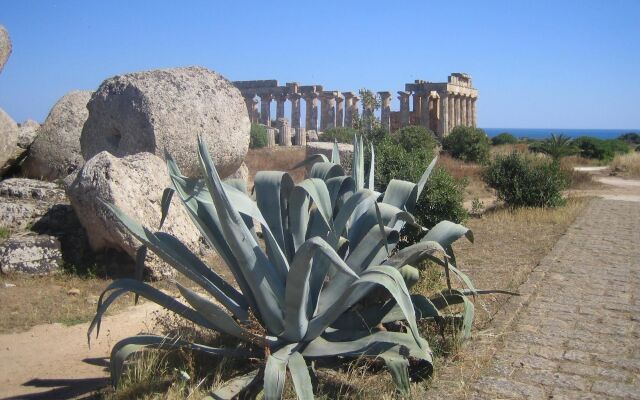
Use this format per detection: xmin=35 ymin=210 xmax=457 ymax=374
xmin=0 ymin=302 xmax=161 ymax=399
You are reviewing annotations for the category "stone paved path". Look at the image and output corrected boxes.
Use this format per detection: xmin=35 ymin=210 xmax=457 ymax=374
xmin=470 ymin=199 xmax=640 ymax=399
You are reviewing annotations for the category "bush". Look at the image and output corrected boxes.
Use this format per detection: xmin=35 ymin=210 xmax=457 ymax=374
xmin=618 ymin=132 xmax=640 ymax=145
xmin=573 ymin=136 xmax=630 ymax=161
xmin=414 ymin=168 xmax=468 ymax=228
xmin=528 ymin=134 xmax=577 ymax=162
xmin=395 ymin=125 xmax=437 ymax=153
xmin=320 ymin=127 xmax=359 ymax=144
xmin=249 ymin=124 xmax=268 ymax=148
xmin=373 ymin=137 xmax=466 ymax=228
xmin=491 ymin=132 xmax=518 ymax=145
xmin=484 ymin=152 xmax=568 ymax=208
xmin=442 ymin=126 xmax=490 ymax=163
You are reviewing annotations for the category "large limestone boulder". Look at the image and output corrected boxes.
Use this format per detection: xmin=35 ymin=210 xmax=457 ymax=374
xmin=65 ymin=151 xmax=201 ymax=279
xmin=0 ymin=108 xmax=20 ymax=176
xmin=0 ymin=178 xmax=67 ymax=231
xmin=80 ymin=66 xmax=250 ymax=178
xmin=0 ymin=236 xmax=62 ymax=275
xmin=21 ymin=91 xmax=92 ymax=180
xmin=0 ymin=25 xmax=10 ymax=73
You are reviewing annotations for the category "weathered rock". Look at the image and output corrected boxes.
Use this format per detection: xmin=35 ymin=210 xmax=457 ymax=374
xmin=65 ymin=151 xmax=201 ymax=279
xmin=226 ymin=161 xmax=249 ymax=182
xmin=17 ymin=119 xmax=40 ymax=149
xmin=307 ymin=130 xmax=319 ymax=142
xmin=0 ymin=25 xmax=10 ymax=74
xmin=0 ymin=178 xmax=69 ymax=234
xmin=80 ymin=66 xmax=250 ymax=178
xmin=306 ymin=142 xmax=354 ymax=174
xmin=0 ymin=235 xmax=62 ymax=275
xmin=0 ymin=108 xmax=20 ymax=176
xmin=21 ymin=91 xmax=92 ymax=180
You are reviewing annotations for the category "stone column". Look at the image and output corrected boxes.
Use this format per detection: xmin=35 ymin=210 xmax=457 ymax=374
xmin=304 ymin=93 xmax=319 ymax=132
xmin=454 ymin=95 xmax=461 ymax=127
xmin=412 ymin=92 xmax=422 ymax=124
xmin=461 ymin=95 xmax=467 ymax=127
xmin=275 ymin=93 xmax=287 ymax=120
xmin=466 ymin=97 xmax=473 ymax=126
xmin=419 ymin=93 xmax=430 ymax=130
xmin=288 ymin=93 xmax=302 ymax=128
xmin=448 ymin=94 xmax=455 ymax=132
xmin=398 ymin=91 xmax=410 ymax=127
xmin=336 ymin=95 xmax=344 ymax=127
xmin=259 ymin=93 xmax=273 ymax=126
xmin=351 ymin=96 xmax=360 ymax=125
xmin=277 ymin=118 xmax=291 ymax=146
xmin=430 ymin=92 xmax=440 ymax=134
xmin=343 ymin=92 xmax=354 ymax=127
xmin=251 ymin=98 xmax=259 ymax=124
xmin=471 ymin=97 xmax=477 ymax=127
xmin=378 ymin=91 xmax=392 ymax=132
xmin=439 ymin=92 xmax=449 ymax=138
xmin=266 ymin=127 xmax=276 ymax=147
xmin=320 ymin=92 xmax=336 ymax=131
xmin=244 ymin=96 xmax=254 ymax=122
xmin=293 ymin=127 xmax=306 ymax=146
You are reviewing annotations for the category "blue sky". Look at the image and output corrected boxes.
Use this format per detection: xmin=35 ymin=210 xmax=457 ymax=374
xmin=0 ymin=0 xmax=639 ymax=129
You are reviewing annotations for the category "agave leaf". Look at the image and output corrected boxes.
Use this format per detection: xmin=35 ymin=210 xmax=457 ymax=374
xmin=264 ymin=343 xmax=298 ymax=400
xmin=398 ymin=264 xmax=420 ymax=290
xmin=331 ymin=189 xmax=378 ymax=243
xmin=383 ymin=240 xmax=447 ymax=269
xmin=288 ymin=352 xmax=314 ymax=400
xmin=224 ymin=179 xmax=247 ymax=193
xmin=345 ymin=225 xmax=399 ymax=273
xmin=159 ymin=187 xmax=175 ymax=229
xmin=101 ymin=201 xmax=248 ymax=319
xmin=325 ymin=176 xmax=356 ymax=213
xmin=459 ymin=289 xmax=520 ymax=296
xmin=198 ymin=136 xmax=285 ymax=335
xmin=255 ymin=171 xmax=295 ymax=261
xmin=207 ymin=369 xmax=261 ymax=400
xmin=448 ymin=262 xmax=477 ymax=294
xmin=331 ymin=139 xmax=340 ymax=165
xmin=367 ymin=142 xmax=375 ymax=190
xmin=382 ymin=179 xmax=418 ymax=213
xmin=352 ymin=135 xmax=366 ymax=190
xmin=290 ymin=154 xmax=329 ymax=171
xmin=423 ymin=220 xmax=474 ymax=247
xmin=88 ymin=279 xmax=215 ymax=342
xmin=283 ymin=237 xmax=359 ymax=342
xmin=415 ymin=156 xmax=438 ymax=199
xmin=374 ymin=202 xmax=389 ymax=255
xmin=307 ymin=265 xmax=423 ymax=350
xmin=175 ymin=282 xmax=257 ymax=342
xmin=289 ymin=178 xmax=333 ymax=251
xmin=309 ymin=162 xmax=345 ymax=181
xmin=381 ymin=350 xmax=410 ymax=395
xmin=348 ymin=202 xmax=408 ymax=250
xmin=110 ymin=335 xmax=255 ymax=388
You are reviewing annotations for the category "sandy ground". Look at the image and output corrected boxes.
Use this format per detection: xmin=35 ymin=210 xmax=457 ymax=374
xmin=0 ymin=302 xmax=160 ymax=399
xmin=1 ymin=166 xmax=638 ymax=400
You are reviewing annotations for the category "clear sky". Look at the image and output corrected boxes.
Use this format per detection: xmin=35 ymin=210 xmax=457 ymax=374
xmin=0 ymin=0 xmax=639 ymax=129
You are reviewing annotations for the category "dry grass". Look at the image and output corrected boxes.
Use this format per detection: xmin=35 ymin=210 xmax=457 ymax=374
xmin=0 ymin=273 xmax=141 ymax=333
xmin=489 ymin=143 xmax=529 ymax=157
xmin=610 ymin=151 xmax=640 ymax=178
xmin=244 ymin=147 xmax=307 ymax=190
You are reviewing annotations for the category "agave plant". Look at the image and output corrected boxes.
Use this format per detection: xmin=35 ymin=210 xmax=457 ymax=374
xmin=89 ymin=134 xmax=509 ymax=398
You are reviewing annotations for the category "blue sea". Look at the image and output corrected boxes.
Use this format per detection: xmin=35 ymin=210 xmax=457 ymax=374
xmin=482 ymin=128 xmax=638 ymax=140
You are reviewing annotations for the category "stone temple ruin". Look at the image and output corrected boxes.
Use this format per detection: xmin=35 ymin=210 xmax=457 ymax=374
xmin=234 ymin=73 xmax=478 ymax=140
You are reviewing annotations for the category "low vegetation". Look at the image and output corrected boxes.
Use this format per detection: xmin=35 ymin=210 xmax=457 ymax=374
xmin=92 ymin=136 xmax=510 ymax=399
xmin=319 ymin=127 xmax=358 ymax=144
xmin=611 ymin=151 xmax=640 ymax=178
xmin=249 ymin=124 xmax=268 ymax=149
xmin=490 ymin=132 xmax=518 ymax=145
xmin=528 ymin=133 xmax=578 ymax=162
xmin=573 ymin=136 xmax=630 ymax=162
xmin=484 ymin=152 xmax=568 ymax=208
xmin=442 ymin=126 xmax=491 ymax=163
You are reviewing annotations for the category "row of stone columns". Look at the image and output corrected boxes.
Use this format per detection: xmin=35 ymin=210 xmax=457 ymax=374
xmin=446 ymin=94 xmax=476 ymax=133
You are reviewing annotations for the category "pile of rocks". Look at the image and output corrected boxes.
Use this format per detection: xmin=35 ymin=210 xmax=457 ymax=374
xmin=1 ymin=25 xmax=252 ymax=279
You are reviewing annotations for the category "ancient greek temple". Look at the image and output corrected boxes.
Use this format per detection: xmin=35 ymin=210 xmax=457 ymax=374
xmin=234 ymin=73 xmax=478 ymax=138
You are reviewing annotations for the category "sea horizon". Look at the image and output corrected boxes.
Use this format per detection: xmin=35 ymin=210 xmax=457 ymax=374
xmin=481 ymin=127 xmax=639 ymax=140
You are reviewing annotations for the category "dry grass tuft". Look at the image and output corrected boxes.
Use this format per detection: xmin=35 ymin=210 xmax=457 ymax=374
xmin=490 ymin=143 xmax=529 ymax=157
xmin=436 ymin=154 xmax=493 ymax=201
xmin=610 ymin=151 xmax=640 ymax=178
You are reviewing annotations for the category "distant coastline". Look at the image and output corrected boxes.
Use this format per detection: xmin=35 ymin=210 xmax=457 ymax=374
xmin=482 ymin=128 xmax=638 ymax=140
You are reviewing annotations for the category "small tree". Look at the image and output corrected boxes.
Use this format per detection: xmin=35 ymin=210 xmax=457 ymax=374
xmin=249 ymin=124 xmax=268 ymax=148
xmin=395 ymin=125 xmax=437 ymax=153
xmin=491 ymin=132 xmax=518 ymax=145
xmin=442 ymin=126 xmax=490 ymax=163
xmin=529 ymin=134 xmax=577 ymax=162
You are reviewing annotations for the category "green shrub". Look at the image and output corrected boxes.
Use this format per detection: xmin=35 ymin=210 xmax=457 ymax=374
xmin=618 ymin=132 xmax=640 ymax=145
xmin=573 ymin=136 xmax=630 ymax=161
xmin=320 ymin=127 xmax=359 ymax=144
xmin=249 ymin=124 xmax=268 ymax=148
xmin=442 ymin=126 xmax=490 ymax=163
xmin=395 ymin=125 xmax=437 ymax=153
xmin=373 ymin=136 xmax=433 ymax=191
xmin=528 ymin=134 xmax=577 ymax=162
xmin=414 ymin=168 xmax=468 ymax=229
xmin=484 ymin=152 xmax=568 ymax=208
xmin=491 ymin=132 xmax=518 ymax=145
